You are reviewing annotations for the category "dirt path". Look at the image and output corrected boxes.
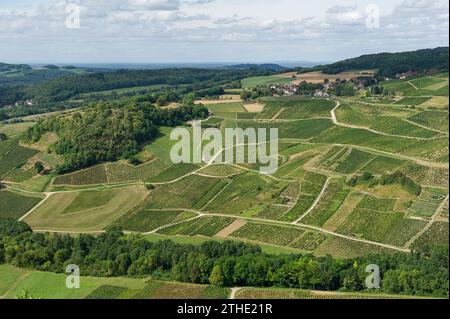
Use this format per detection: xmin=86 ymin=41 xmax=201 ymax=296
xmin=204 ymin=212 xmax=411 ymax=253
xmin=24 ymin=206 xmax=411 ymax=253
xmin=229 ymin=287 xmax=243 ymax=299
xmin=403 ymin=118 xmax=449 ymax=135
xmin=407 ymin=80 xmax=418 ymax=90
xmin=18 ymin=193 xmax=52 ymax=222
xmin=330 ymin=100 xmax=440 ymax=140
xmin=293 ymin=178 xmax=331 ymax=224
xmin=271 ymin=108 xmax=285 ymax=119
xmin=215 ymin=219 xmax=247 ymax=238
xmin=0 ymin=271 xmax=32 ymax=299
xmin=201 ymin=180 xmax=232 ymax=211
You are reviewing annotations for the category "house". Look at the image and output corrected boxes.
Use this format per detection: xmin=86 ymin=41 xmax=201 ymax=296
xmin=396 ymin=71 xmax=417 ymax=80
xmin=270 ymin=83 xmax=299 ymax=96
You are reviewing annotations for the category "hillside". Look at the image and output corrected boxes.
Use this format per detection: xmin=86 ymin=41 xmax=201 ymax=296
xmin=223 ymin=63 xmax=289 ymax=72
xmin=0 ymin=62 xmax=32 ymax=73
xmin=321 ymin=47 xmax=449 ymax=77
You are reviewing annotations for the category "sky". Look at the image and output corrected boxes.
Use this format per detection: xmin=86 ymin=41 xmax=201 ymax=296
xmin=0 ymin=0 xmax=448 ymax=64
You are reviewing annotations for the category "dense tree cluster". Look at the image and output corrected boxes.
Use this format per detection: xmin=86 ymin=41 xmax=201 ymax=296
xmin=321 ymin=47 xmax=449 ymax=77
xmin=0 ymin=68 xmax=275 ymax=106
xmin=348 ymin=171 xmax=421 ymax=196
xmin=22 ymin=101 xmax=209 ymax=172
xmin=0 ymin=219 xmax=447 ymax=297
xmin=295 ymin=81 xmax=324 ymax=96
xmin=333 ymin=81 xmax=356 ymax=96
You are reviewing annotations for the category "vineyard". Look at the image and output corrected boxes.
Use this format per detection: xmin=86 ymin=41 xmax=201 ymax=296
xmin=0 ymin=138 xmax=39 ymax=177
xmin=0 ymin=189 xmax=43 ymax=219
xmin=157 ymin=216 xmax=235 ymax=237
xmin=1 ymin=84 xmax=448 ymax=264
xmin=406 ymin=188 xmax=448 ymax=218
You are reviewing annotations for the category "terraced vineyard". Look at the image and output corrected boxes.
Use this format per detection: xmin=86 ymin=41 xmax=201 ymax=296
xmin=1 ymin=88 xmax=448 ymax=260
xmin=406 ymin=188 xmax=448 ymax=219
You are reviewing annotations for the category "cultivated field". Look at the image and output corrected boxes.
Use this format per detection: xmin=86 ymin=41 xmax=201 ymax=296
xmin=2 ymin=75 xmax=448 ymax=260
xmin=0 ymin=264 xmax=229 ymax=299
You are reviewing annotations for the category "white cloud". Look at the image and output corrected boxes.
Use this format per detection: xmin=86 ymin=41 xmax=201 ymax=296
xmin=0 ymin=0 xmax=448 ymax=63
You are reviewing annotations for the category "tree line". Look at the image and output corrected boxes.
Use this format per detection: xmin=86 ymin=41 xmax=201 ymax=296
xmin=22 ymin=100 xmax=209 ymax=172
xmin=0 ymin=219 xmax=447 ymax=297
xmin=321 ymin=47 xmax=449 ymax=77
xmin=0 ymin=67 xmax=275 ymax=106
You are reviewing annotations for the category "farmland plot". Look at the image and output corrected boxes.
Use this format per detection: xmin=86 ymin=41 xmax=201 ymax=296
xmin=53 ymin=164 xmax=108 ymax=185
xmin=206 ymin=102 xmax=246 ymax=113
xmin=230 ymin=223 xmax=305 ymax=247
xmin=24 ymin=186 xmax=148 ymax=231
xmin=406 ymin=188 xmax=448 ymax=219
xmin=0 ymin=139 xmax=39 ymax=177
xmin=301 ymin=179 xmax=349 ymax=226
xmin=145 ymin=175 xmax=221 ymax=209
xmin=412 ymin=222 xmax=449 ymax=253
xmin=117 ymin=210 xmax=197 ymax=232
xmin=0 ymin=190 xmax=43 ymax=219
xmin=204 ymin=173 xmax=287 ymax=217
xmin=279 ymin=172 xmax=328 ymax=222
xmin=393 ymin=97 xmax=431 ymax=106
xmin=336 ymin=103 xmax=439 ymax=138
xmin=289 ymin=232 xmax=329 ymax=251
xmin=407 ymin=111 xmax=449 ymax=132
xmin=336 ymin=208 xmax=427 ymax=246
xmin=132 ymin=281 xmax=229 ymax=299
xmin=238 ymin=119 xmax=334 ymax=140
xmin=157 ymin=216 xmax=235 ymax=237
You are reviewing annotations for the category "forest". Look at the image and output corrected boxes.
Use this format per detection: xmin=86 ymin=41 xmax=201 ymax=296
xmin=0 ymin=218 xmax=448 ymax=297
xmin=0 ymin=67 xmax=275 ymax=106
xmin=321 ymin=47 xmax=449 ymax=77
xmin=22 ymin=100 xmax=209 ymax=172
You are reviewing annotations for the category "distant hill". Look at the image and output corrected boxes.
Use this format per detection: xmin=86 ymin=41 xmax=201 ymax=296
xmin=223 ymin=63 xmax=288 ymax=72
xmin=320 ymin=47 xmax=449 ymax=77
xmin=0 ymin=62 xmax=32 ymax=73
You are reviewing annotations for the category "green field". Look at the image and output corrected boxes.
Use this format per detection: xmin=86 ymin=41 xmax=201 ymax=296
xmin=241 ymin=75 xmax=292 ymax=88
xmin=301 ymin=179 xmax=349 ymax=226
xmin=406 ymin=188 xmax=448 ymax=218
xmin=0 ymin=264 xmax=229 ymax=299
xmin=24 ymin=186 xmax=148 ymax=231
xmin=157 ymin=216 xmax=235 ymax=237
xmin=2 ymin=71 xmax=448 ymax=270
xmin=335 ymin=102 xmax=439 ymax=138
xmin=407 ymin=111 xmax=449 ymax=132
xmin=230 ymin=222 xmax=305 ymax=247
xmin=393 ymin=97 xmax=431 ymax=106
xmin=0 ymin=138 xmax=39 ymax=177
xmin=207 ymin=102 xmax=246 ymax=113
xmin=234 ymin=287 xmax=428 ymax=299
xmin=255 ymin=97 xmax=335 ymax=120
xmin=117 ymin=210 xmax=197 ymax=232
xmin=0 ymin=189 xmax=43 ymax=219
